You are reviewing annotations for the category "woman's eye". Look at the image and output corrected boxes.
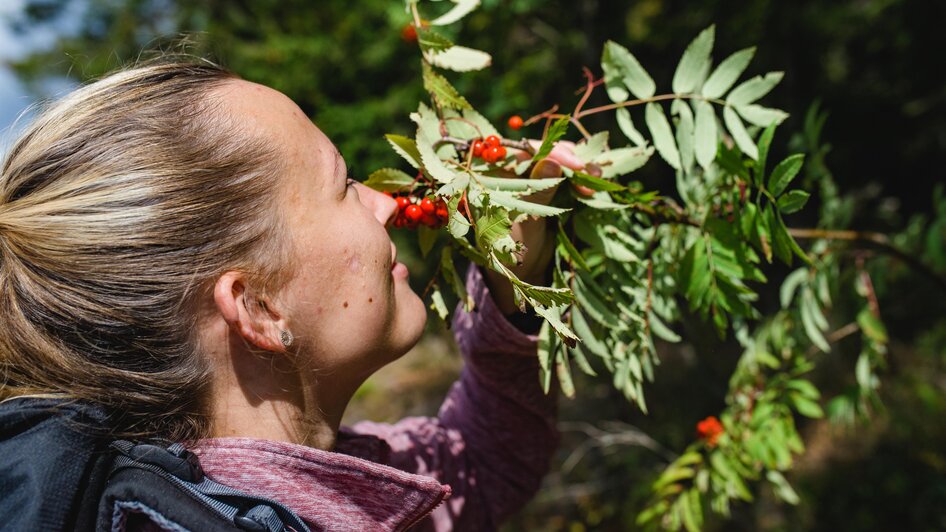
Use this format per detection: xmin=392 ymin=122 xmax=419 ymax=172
xmin=346 ymin=178 xmax=357 ymax=189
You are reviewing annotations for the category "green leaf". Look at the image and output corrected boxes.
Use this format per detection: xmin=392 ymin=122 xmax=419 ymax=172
xmin=418 ymin=225 xmax=438 ymax=257
xmin=694 ymin=100 xmax=718 ymax=171
xmin=475 ymin=176 xmax=563 ymax=193
xmin=416 ymin=27 xmax=454 ymax=52
xmin=557 ymin=223 xmax=590 ymax=271
xmin=648 ymin=310 xmax=682 ymax=342
xmin=857 ymin=309 xmax=889 ymax=344
xmin=365 ymin=168 xmax=415 ymax=192
xmin=446 ymin=193 xmax=470 ymax=238
xmin=726 ymin=71 xmax=784 ymax=106
xmin=461 ymin=108 xmax=499 ymax=138
xmin=556 ymin=350 xmax=576 ymax=398
xmin=645 ymin=103 xmax=681 ymax=169
xmin=616 ymin=107 xmax=647 ymax=146
xmin=672 ymin=99 xmax=696 ymax=172
xmin=800 ymin=291 xmax=830 ymax=352
xmin=777 ymin=190 xmax=810 ymax=214
xmin=592 ymin=145 xmax=653 ymax=178
xmin=416 ymin=134 xmax=458 ymax=184
xmin=531 ymin=115 xmax=571 ymax=163
xmin=767 ymin=205 xmax=792 ymax=265
xmin=702 ymin=46 xmax=756 ymax=99
xmin=779 ymin=268 xmax=808 ymax=308
xmin=672 ymin=25 xmax=715 ymax=94
xmin=575 ymin=194 xmax=630 ymax=210
xmin=429 ymin=284 xmax=449 ymax=321
xmin=532 ymin=304 xmax=580 ymax=346
xmin=791 ymin=393 xmax=824 ymax=418
xmin=422 ymin=62 xmax=471 ymax=110
xmin=786 ymin=379 xmax=821 ymax=400
xmin=755 ymin=122 xmax=777 ymax=184
xmin=570 ymin=171 xmax=626 ymax=192
xmin=489 ymin=191 xmax=570 ymax=218
xmin=573 ymin=131 xmax=609 ymax=162
xmin=427 ymin=46 xmax=492 ymax=72
xmin=568 ymin=346 xmax=598 ymax=376
xmin=441 ymin=247 xmax=473 ymax=311
xmin=571 ymin=309 xmax=611 ymax=360
xmin=723 ymin=105 xmax=758 ymax=159
xmin=429 ymin=0 xmax=480 ymax=26
xmin=385 ymin=134 xmax=422 ymax=169
xmin=767 ymin=470 xmax=801 ymax=505
xmin=768 ymin=154 xmax=805 ymax=197
xmin=736 ymin=104 xmax=789 ymax=127
xmin=856 ymin=352 xmax=874 ymax=389
xmin=602 ymin=40 xmax=656 ymax=100
xmin=537 ymin=320 xmax=554 ymax=393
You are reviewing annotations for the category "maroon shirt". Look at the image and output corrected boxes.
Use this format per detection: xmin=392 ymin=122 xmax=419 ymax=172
xmin=190 ymin=266 xmax=559 ymax=531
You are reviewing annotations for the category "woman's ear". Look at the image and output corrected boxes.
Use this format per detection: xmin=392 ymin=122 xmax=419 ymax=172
xmin=213 ymin=271 xmax=289 ymax=352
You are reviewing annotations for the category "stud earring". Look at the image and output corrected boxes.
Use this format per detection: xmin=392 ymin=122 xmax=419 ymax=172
xmin=279 ymin=330 xmax=294 ymax=348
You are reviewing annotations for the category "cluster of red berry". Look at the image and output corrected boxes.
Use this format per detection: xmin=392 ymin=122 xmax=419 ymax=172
xmin=470 ymin=135 xmax=508 ymax=164
xmin=390 ymin=193 xmax=448 ymax=229
xmin=696 ymin=416 xmax=724 ymax=448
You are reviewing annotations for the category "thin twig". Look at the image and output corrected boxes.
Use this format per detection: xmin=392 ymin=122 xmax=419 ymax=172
xmin=790 ymin=228 xmax=946 ymax=293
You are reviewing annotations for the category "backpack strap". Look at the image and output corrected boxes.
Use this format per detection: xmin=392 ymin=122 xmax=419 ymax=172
xmin=102 ymin=440 xmax=310 ymax=532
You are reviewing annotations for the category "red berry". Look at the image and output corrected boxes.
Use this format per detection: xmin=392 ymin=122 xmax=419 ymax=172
xmin=507 ymin=115 xmax=523 ymax=130
xmin=435 ymin=206 xmax=448 ymax=219
xmin=394 ymin=216 xmax=405 ymax=228
xmin=395 ymin=196 xmax=410 ymax=211
xmin=405 ymin=204 xmax=423 ymax=223
xmin=401 ymin=24 xmax=417 ymax=43
xmin=696 ymin=416 xmax=724 ymax=448
xmin=496 ymin=146 xmax=507 ymax=159
xmin=421 ymin=212 xmax=439 ymax=227
xmin=420 ymin=197 xmax=435 ymax=214
xmin=471 ymin=140 xmax=485 ymax=158
xmin=484 ymin=135 xmax=501 ymax=149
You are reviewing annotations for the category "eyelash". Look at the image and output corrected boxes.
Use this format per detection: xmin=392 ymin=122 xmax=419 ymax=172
xmin=345 ymin=169 xmax=357 ymax=189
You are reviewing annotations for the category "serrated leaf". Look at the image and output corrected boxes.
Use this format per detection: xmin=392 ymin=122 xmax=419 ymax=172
xmin=736 ymin=104 xmax=789 ymax=127
xmin=777 ymin=190 xmax=810 ymax=213
xmin=571 ymin=309 xmax=611 ymax=359
xmin=602 ymin=40 xmax=656 ymax=100
xmin=723 ymin=105 xmax=758 ymax=159
xmin=447 ymin=193 xmax=470 ymax=238
xmin=534 ymin=303 xmax=580 ymax=343
xmin=422 ymin=62 xmax=471 ymax=110
xmin=727 ymin=71 xmax=784 ymax=106
xmin=427 ymin=45 xmax=492 ymax=72
xmin=702 ymin=46 xmax=756 ymax=99
xmin=489 ymin=191 xmax=570 ymax=218
xmin=385 ymin=134 xmax=422 ymax=168
xmin=672 ymin=99 xmax=696 ymax=171
xmin=768 ymin=153 xmax=805 ymax=197
xmin=429 ymin=0 xmax=480 ymax=26
xmin=573 ymin=131 xmax=609 ymax=162
xmin=694 ymin=100 xmax=718 ymax=171
xmin=365 ymin=168 xmax=415 ymax=192
xmin=537 ymin=320 xmax=554 ymax=393
xmin=673 ymin=25 xmax=715 ymax=94
xmin=461 ymin=108 xmax=499 ymax=138
xmin=532 ymin=115 xmax=570 ymax=163
xmin=645 ymin=103 xmax=681 ymax=169
xmin=575 ymin=194 xmax=630 ymax=210
xmin=569 ymin=346 xmax=598 ymax=376
xmin=592 ymin=145 xmax=653 ymax=178
xmin=417 ymin=134 xmax=458 ymax=184
xmin=616 ymin=107 xmax=647 ymax=146
xmin=475 ymin=175 xmax=563 ymax=193
xmin=417 ymin=27 xmax=454 ymax=52
xmin=556 ymin=349 xmax=576 ymax=398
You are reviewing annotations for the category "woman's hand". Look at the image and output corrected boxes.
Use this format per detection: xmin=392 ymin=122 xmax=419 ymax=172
xmin=483 ymin=141 xmax=587 ymax=315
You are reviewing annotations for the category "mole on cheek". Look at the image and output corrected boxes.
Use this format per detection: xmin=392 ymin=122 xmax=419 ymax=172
xmin=343 ymin=301 xmax=349 ymax=308
xmin=368 ymin=298 xmax=373 ymax=303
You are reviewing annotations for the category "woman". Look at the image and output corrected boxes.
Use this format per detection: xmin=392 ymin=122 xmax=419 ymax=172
xmin=0 ymin=61 xmax=582 ymax=530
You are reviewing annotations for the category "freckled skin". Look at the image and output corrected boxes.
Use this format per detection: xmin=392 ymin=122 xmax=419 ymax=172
xmin=220 ymin=80 xmax=427 ymax=386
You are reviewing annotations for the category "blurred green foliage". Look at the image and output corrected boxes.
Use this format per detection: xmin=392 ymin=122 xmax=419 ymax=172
xmin=4 ymin=0 xmax=945 ymax=530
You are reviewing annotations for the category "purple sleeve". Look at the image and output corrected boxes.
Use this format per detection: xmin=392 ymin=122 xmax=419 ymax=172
xmin=348 ymin=265 xmax=559 ymax=531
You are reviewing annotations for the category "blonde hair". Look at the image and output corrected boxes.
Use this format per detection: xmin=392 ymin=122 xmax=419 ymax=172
xmin=0 ymin=61 xmax=290 ymax=441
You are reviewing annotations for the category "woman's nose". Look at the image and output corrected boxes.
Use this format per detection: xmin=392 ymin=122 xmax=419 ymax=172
xmin=357 ymin=183 xmax=398 ymax=227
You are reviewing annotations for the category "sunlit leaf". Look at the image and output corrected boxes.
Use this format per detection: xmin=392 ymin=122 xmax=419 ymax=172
xmin=726 ymin=71 xmax=784 ymax=106
xmin=645 ymin=103 xmax=681 ymax=169
xmin=672 ymin=25 xmax=715 ymax=94
xmin=723 ymin=105 xmax=758 ymax=159
xmin=702 ymin=46 xmax=756 ymax=99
